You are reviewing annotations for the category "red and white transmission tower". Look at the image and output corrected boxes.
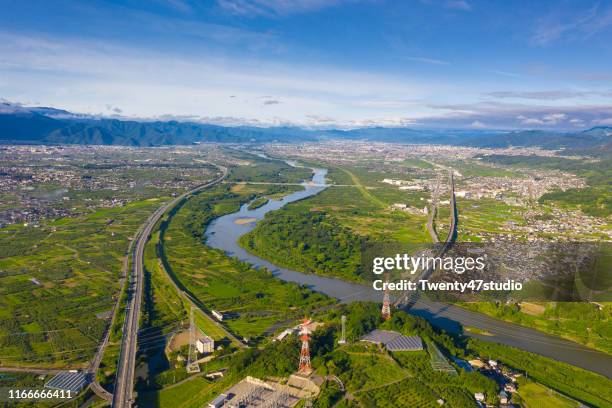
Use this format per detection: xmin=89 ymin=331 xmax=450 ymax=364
xmin=298 ymin=318 xmax=312 ymax=374
xmin=381 ymin=274 xmax=391 ymax=320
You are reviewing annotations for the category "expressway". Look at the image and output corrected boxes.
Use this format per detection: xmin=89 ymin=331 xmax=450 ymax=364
xmin=111 ymin=166 xmax=227 ymax=408
xmin=394 ymin=171 xmax=457 ymax=307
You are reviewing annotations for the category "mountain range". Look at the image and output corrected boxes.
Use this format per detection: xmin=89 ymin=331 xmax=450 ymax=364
xmin=1 ymin=102 xmax=610 ymax=156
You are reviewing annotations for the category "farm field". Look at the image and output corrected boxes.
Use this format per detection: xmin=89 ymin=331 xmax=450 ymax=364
xmin=517 ymin=382 xmax=579 ymax=408
xmin=0 ymin=197 xmax=169 ymax=367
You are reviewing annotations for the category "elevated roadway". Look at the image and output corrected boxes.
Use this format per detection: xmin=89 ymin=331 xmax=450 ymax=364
xmin=394 ymin=171 xmax=457 ymax=307
xmin=112 ymin=166 xmax=227 ymax=408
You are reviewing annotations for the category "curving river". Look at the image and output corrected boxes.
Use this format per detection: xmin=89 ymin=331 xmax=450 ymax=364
xmin=205 ymin=167 xmax=612 ymax=378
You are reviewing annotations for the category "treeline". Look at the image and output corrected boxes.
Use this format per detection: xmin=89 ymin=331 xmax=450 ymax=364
xmin=247 ymin=197 xmax=269 ymax=210
xmin=239 ymin=210 xmax=365 ymax=281
xmin=180 ymin=186 xmax=250 ymax=240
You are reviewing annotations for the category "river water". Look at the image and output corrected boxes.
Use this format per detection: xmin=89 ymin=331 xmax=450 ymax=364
xmin=205 ymin=167 xmax=612 ymax=378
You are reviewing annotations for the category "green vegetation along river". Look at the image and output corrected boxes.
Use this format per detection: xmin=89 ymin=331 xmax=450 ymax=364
xmin=205 ymin=167 xmax=612 ymax=378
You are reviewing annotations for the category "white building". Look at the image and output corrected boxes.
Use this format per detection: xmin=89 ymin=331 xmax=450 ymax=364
xmin=399 ymin=185 xmax=424 ymax=191
xmin=196 ymin=336 xmax=214 ymax=354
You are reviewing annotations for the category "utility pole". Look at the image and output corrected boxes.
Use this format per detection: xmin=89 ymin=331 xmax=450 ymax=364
xmin=338 ymin=315 xmax=346 ymax=345
xmin=298 ymin=318 xmax=312 ymax=374
xmin=186 ymin=305 xmax=200 ymax=373
xmin=381 ymin=273 xmax=391 ymax=320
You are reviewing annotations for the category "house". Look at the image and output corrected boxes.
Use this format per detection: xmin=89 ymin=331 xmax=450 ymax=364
xmin=468 ymin=359 xmax=485 ymax=368
xmin=488 ymin=359 xmax=498 ymax=368
xmin=206 ymin=371 xmax=225 ymax=379
xmin=499 ymin=391 xmax=509 ymax=404
xmin=474 ymin=392 xmax=485 ymax=402
xmin=274 ymin=329 xmax=293 ymax=342
xmin=504 ymin=383 xmax=517 ymax=393
xmin=211 ymin=310 xmax=224 ymax=321
xmin=196 ymin=335 xmax=214 ymax=354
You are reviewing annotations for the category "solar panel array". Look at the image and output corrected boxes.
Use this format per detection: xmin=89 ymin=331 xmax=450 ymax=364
xmin=45 ymin=371 xmax=88 ymax=393
xmin=360 ymin=329 xmax=423 ymax=351
xmin=385 ymin=335 xmax=423 ymax=351
xmin=359 ymin=329 xmax=401 ymax=345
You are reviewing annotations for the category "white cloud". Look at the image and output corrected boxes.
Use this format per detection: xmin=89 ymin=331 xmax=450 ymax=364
xmin=542 ymin=113 xmax=567 ymax=124
xmin=216 ymin=0 xmax=346 ymax=17
xmin=470 ymin=120 xmax=486 ymax=128
xmin=488 ymin=90 xmax=587 ymax=100
xmin=2 ymin=32 xmax=612 ymax=130
xmin=569 ymin=118 xmax=585 ymax=127
xmin=592 ymin=117 xmax=612 ymax=126
xmin=531 ymin=4 xmax=612 ymax=46
xmin=517 ymin=113 xmax=567 ymax=125
xmin=406 ymin=56 xmax=450 ymax=66
xmin=517 ymin=115 xmax=544 ymax=125
xmin=0 ymin=31 xmax=439 ymax=128
xmin=488 ymin=70 xmax=520 ymax=78
xmin=445 ymin=0 xmax=471 ymax=11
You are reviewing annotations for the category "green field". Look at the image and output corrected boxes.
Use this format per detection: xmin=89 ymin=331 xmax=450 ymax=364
xmin=0 ymin=198 xmax=168 ymax=367
xmin=517 ymin=382 xmax=579 ymax=408
xmin=138 ymin=375 xmax=224 ymax=408
xmin=332 ymin=346 xmax=410 ymax=393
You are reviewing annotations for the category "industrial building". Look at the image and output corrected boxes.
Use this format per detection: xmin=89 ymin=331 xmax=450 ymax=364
xmin=208 ymin=393 xmax=228 ymax=408
xmin=196 ymin=335 xmax=214 ymax=354
xmin=207 ymin=377 xmax=300 ymax=408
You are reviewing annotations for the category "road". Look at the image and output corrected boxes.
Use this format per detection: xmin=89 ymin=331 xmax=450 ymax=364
xmin=394 ymin=171 xmax=457 ymax=307
xmin=0 ymin=367 xmax=62 ymax=375
xmin=112 ymin=166 xmax=227 ymax=408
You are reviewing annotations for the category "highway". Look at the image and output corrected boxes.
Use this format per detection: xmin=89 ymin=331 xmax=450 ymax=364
xmin=111 ymin=166 xmax=227 ymax=408
xmin=394 ymin=171 xmax=457 ymax=307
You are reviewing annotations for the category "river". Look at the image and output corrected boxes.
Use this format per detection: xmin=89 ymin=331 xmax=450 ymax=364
xmin=205 ymin=167 xmax=612 ymax=378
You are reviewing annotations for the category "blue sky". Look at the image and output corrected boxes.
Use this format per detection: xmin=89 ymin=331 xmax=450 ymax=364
xmin=1 ymin=0 xmax=612 ymax=129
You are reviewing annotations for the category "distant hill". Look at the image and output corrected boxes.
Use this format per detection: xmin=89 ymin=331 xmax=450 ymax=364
xmin=0 ymin=111 xmax=66 ymax=142
xmin=0 ymin=103 xmax=610 ymax=154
